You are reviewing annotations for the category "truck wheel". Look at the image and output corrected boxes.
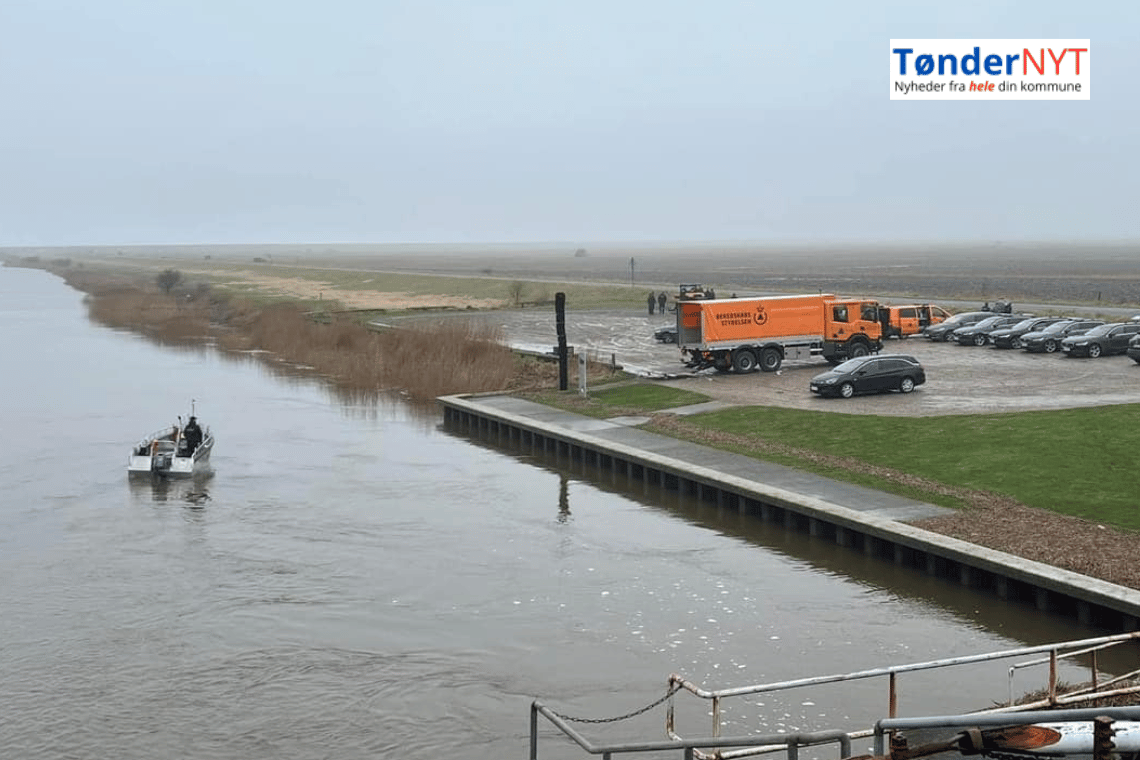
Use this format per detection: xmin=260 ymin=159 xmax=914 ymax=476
xmin=759 ymin=348 xmax=782 ymax=372
xmin=732 ymin=350 xmax=758 ymax=373
xmin=848 ymin=341 xmax=870 ymax=359
xmin=713 ymin=356 xmax=731 ymax=373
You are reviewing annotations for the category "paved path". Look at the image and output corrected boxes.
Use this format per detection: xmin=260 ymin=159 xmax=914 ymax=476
xmin=470 ymin=394 xmax=954 ymax=523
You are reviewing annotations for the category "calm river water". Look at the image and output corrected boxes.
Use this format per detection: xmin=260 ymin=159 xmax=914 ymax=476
xmin=0 ymin=265 xmax=1110 ymax=760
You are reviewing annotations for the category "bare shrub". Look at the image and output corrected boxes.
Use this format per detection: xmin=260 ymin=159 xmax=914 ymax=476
xmin=156 ymin=269 xmax=182 ymax=294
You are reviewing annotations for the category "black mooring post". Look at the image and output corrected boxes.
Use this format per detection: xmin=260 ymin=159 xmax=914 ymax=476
xmin=555 ymin=292 xmax=568 ymax=391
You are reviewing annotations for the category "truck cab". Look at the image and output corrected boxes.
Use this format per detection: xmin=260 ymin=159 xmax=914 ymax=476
xmin=826 ymin=300 xmax=883 ymax=342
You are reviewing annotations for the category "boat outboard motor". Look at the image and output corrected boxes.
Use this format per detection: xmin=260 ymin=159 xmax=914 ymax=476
xmin=152 ymin=451 xmax=173 ymax=474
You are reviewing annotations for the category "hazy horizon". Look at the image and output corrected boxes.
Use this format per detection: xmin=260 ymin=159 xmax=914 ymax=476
xmin=2 ymin=1 xmax=1135 ymax=249
xmin=5 ymin=237 xmax=1138 ymax=255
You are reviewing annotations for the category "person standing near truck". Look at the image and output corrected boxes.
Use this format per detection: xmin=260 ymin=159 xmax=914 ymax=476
xmin=657 ymin=291 xmax=667 ymax=314
xmin=647 ymin=291 xmax=656 ymax=315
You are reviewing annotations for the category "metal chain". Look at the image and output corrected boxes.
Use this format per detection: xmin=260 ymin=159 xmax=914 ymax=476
xmin=547 ymin=683 xmax=682 ymax=724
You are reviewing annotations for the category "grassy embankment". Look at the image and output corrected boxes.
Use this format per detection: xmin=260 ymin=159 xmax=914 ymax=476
xmin=47 ymin=264 xmax=630 ymax=403
xmin=532 ymin=383 xmax=1140 ymax=534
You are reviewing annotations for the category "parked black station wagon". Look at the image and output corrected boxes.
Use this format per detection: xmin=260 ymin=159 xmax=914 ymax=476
xmin=1020 ymin=319 xmax=1104 ymax=353
xmin=809 ymin=355 xmax=926 ymax=399
xmin=1061 ymin=323 xmax=1140 ymax=358
xmin=988 ymin=317 xmax=1068 ymax=349
xmin=950 ymin=314 xmax=1027 ymax=346
xmin=922 ymin=311 xmax=992 ymax=341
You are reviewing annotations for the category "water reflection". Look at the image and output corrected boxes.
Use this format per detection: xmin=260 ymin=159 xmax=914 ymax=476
xmin=88 ymin=305 xmax=447 ymax=428
xmin=128 ymin=473 xmax=214 ymax=505
xmin=446 ymin=423 xmax=1126 ymax=667
xmin=558 ymin=473 xmax=571 ymax=523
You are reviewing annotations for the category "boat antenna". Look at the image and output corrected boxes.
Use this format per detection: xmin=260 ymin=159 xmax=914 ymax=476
xmin=191 ymin=398 xmax=196 ymax=416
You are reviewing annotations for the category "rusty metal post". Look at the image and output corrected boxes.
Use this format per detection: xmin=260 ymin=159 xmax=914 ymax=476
xmin=1049 ymin=649 xmax=1058 ymax=706
xmin=1093 ymin=715 xmax=1116 ymax=760
xmin=889 ymin=671 xmax=898 ymax=718
xmin=712 ymin=695 xmax=721 ymax=737
xmin=890 ymin=731 xmax=909 ymax=760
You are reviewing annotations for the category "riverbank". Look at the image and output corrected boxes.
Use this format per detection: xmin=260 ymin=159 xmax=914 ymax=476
xmin=13 ymin=257 xmax=1140 ymax=592
xmin=32 ymin=262 xmax=622 ymax=402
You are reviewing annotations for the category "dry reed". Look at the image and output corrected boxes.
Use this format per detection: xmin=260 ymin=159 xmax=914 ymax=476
xmin=58 ymin=267 xmax=531 ymax=401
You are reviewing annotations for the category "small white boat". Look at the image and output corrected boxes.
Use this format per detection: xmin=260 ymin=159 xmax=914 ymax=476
xmin=128 ymin=414 xmax=214 ymax=478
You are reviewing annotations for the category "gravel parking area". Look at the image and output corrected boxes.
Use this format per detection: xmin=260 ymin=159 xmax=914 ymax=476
xmin=449 ymin=308 xmax=1140 ymax=416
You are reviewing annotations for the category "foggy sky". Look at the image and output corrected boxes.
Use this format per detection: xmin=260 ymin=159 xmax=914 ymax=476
xmin=1 ymin=1 xmax=1134 ymax=247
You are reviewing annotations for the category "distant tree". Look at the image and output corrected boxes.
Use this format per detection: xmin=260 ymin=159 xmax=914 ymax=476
xmin=156 ymin=269 xmax=182 ymax=294
xmin=507 ymin=280 xmax=526 ymax=306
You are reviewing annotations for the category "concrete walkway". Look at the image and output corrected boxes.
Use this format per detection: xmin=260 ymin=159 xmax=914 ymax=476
xmin=467 ymin=394 xmax=954 ymax=523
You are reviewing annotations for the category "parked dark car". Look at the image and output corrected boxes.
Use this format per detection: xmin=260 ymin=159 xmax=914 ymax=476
xmin=809 ymin=355 xmax=925 ymax=399
xmin=653 ymin=326 xmax=678 ymax=343
xmin=922 ymin=311 xmax=992 ymax=341
xmin=950 ymin=314 xmax=1027 ymax=346
xmin=1128 ymin=334 xmax=1140 ymax=364
xmin=1020 ymin=319 xmax=1105 ymax=353
xmin=1060 ymin=322 xmax=1140 ymax=358
xmin=988 ymin=317 xmax=1068 ymax=349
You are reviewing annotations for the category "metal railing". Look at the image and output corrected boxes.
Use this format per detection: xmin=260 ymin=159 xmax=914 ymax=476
xmin=666 ymin=632 xmax=1140 ymax=746
xmin=529 ymin=633 xmax=1140 ymax=760
xmin=531 ymin=701 xmax=853 ymax=760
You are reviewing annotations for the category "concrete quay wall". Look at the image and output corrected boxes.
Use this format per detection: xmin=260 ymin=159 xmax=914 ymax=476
xmin=439 ymin=394 xmax=1140 ymax=633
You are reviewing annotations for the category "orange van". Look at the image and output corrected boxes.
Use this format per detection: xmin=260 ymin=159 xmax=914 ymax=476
xmin=879 ymin=304 xmax=950 ymax=339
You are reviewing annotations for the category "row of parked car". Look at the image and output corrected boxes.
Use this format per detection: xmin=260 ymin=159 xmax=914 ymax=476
xmin=808 ymin=311 xmax=1140 ymax=401
xmin=921 ymin=312 xmax=1140 ymax=359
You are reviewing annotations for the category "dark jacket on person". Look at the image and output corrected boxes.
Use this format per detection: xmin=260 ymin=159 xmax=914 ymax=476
xmin=183 ymin=418 xmax=203 ymax=452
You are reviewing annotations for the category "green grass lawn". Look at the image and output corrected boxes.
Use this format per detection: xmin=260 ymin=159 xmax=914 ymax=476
xmin=677 ymin=404 xmax=1140 ymax=530
xmin=584 ymin=383 xmax=712 ymax=412
xmin=523 ymin=383 xmax=712 ymax=418
xmin=529 ymin=383 xmax=1140 ymax=531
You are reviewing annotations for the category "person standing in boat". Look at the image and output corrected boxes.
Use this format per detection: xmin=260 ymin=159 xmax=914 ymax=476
xmin=183 ymin=416 xmax=203 ymax=455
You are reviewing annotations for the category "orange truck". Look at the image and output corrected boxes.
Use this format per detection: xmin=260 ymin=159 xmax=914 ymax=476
xmin=878 ymin=303 xmax=951 ymax=339
xmin=677 ymin=293 xmax=883 ymax=373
